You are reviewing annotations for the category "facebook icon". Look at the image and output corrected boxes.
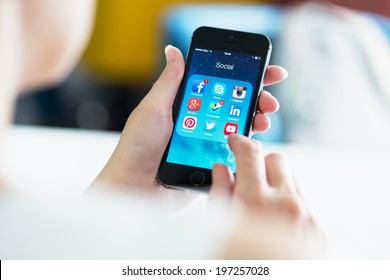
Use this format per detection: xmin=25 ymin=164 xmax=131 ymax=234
xmin=192 ymin=80 xmax=206 ymax=93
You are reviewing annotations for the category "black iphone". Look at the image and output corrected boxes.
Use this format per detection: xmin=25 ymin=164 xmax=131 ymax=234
xmin=158 ymin=26 xmax=272 ymax=192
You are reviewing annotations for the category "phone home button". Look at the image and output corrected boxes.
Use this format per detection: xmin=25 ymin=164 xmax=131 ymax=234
xmin=189 ymin=171 xmax=205 ymax=186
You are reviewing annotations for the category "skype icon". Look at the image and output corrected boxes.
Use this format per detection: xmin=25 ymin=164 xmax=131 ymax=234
xmin=213 ymin=83 xmax=226 ymax=96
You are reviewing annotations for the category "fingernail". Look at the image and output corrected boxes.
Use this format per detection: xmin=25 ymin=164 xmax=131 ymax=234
xmin=281 ymin=68 xmax=289 ymax=79
xmin=165 ymin=45 xmax=174 ymax=63
xmin=251 ymin=138 xmax=262 ymax=145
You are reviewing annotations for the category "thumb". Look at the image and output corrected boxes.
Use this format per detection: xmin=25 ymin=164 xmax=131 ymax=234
xmin=147 ymin=45 xmax=185 ymax=108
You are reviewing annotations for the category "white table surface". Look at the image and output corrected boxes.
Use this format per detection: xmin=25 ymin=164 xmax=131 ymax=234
xmin=4 ymin=125 xmax=390 ymax=259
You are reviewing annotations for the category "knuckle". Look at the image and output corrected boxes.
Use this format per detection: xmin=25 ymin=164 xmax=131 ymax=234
xmin=282 ymin=195 xmax=302 ymax=219
xmin=240 ymin=139 xmax=262 ymax=155
xmin=164 ymin=65 xmax=183 ymax=82
xmin=266 ymin=152 xmax=285 ymax=163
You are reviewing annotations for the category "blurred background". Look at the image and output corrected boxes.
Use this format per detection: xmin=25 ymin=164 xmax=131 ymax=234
xmin=14 ymin=0 xmax=390 ymax=146
xmin=4 ymin=0 xmax=390 ymax=259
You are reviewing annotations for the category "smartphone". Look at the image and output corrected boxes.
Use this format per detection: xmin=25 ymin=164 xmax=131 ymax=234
xmin=158 ymin=26 xmax=272 ymax=192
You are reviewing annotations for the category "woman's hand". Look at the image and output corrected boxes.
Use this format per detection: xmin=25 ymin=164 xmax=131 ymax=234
xmin=90 ymin=46 xmax=288 ymax=211
xmin=210 ymin=135 xmax=325 ymax=259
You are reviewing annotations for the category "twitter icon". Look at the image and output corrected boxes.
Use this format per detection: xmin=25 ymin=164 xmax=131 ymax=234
xmin=204 ymin=120 xmax=217 ymax=133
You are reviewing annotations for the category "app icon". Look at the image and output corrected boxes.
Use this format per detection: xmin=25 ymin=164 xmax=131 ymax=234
xmin=224 ymin=123 xmax=238 ymax=135
xmin=228 ymin=104 xmax=242 ymax=117
xmin=204 ymin=120 xmax=217 ymax=133
xmin=232 ymin=86 xmax=247 ymax=99
xmin=182 ymin=116 xmax=197 ymax=130
xmin=213 ymin=83 xmax=226 ymax=96
xmin=192 ymin=79 xmax=208 ymax=93
xmin=208 ymin=100 xmax=225 ymax=114
xmin=187 ymin=98 xmax=202 ymax=111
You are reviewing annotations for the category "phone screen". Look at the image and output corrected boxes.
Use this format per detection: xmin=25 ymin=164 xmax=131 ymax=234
xmin=165 ymin=47 xmax=263 ymax=172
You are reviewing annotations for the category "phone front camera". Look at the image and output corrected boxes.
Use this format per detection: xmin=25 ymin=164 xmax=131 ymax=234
xmin=229 ymin=35 xmax=234 ymax=40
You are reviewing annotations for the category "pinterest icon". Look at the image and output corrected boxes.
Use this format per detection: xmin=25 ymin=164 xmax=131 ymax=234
xmin=182 ymin=116 xmax=197 ymax=130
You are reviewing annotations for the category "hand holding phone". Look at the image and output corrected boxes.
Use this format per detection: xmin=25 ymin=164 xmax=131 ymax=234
xmin=158 ymin=27 xmax=272 ymax=192
xmin=90 ymin=43 xmax=286 ymax=207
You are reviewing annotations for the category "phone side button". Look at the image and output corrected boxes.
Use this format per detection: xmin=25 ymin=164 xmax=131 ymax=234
xmin=189 ymin=171 xmax=205 ymax=186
